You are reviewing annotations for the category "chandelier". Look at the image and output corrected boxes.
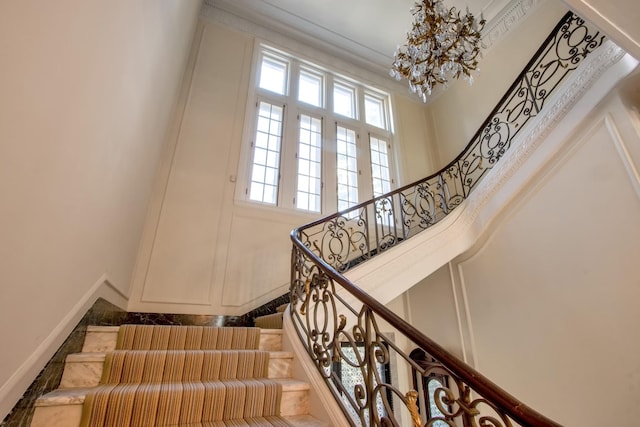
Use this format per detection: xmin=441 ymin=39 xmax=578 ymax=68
xmin=390 ymin=0 xmax=486 ymax=102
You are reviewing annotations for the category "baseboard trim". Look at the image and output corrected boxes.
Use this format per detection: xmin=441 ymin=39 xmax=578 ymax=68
xmin=0 ymin=275 xmax=128 ymax=421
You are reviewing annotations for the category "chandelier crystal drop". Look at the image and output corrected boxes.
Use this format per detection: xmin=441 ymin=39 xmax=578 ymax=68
xmin=390 ymin=0 xmax=486 ymax=102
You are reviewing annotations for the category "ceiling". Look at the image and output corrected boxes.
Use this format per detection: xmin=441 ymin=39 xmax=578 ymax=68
xmin=208 ymin=0 xmax=527 ymax=78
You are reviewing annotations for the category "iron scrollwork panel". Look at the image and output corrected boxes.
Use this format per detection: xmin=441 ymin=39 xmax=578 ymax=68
xmin=298 ymin=207 xmax=371 ymax=272
xmin=296 ymin=12 xmax=607 ymax=274
xmin=289 ymin=11 xmax=602 ymax=427
xmin=372 ymin=194 xmax=403 ymax=255
xmin=526 ymin=14 xmax=605 ymax=113
xmin=290 ymin=245 xmax=527 ymax=427
xmin=399 ymin=175 xmax=443 ymax=238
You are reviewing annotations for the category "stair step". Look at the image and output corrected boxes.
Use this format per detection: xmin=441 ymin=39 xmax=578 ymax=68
xmin=259 ymin=328 xmax=283 ymax=352
xmin=267 ymin=351 xmax=294 ymax=379
xmin=59 ymin=350 xmax=294 ymax=388
xmin=82 ymin=326 xmax=284 ymax=352
xmin=81 ymin=326 xmax=119 ymax=352
xmin=276 ymin=379 xmax=310 ymax=417
xmin=33 ymin=325 xmax=311 ymax=426
xmin=33 ymin=379 xmax=310 ymax=426
xmin=283 ymin=415 xmax=330 ymax=427
xmin=31 ymin=388 xmax=89 ymax=427
xmin=59 ymin=352 xmax=105 ymax=389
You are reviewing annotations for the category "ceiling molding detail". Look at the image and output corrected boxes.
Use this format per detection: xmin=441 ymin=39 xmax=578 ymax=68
xmin=200 ymin=0 xmax=547 ymax=98
xmin=203 ymin=0 xmax=392 ymax=74
xmin=482 ymin=0 xmax=542 ymax=49
xmin=200 ymin=1 xmax=412 ymax=96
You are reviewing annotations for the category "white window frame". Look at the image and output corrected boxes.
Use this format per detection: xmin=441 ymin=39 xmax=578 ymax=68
xmin=236 ymin=42 xmax=397 ymax=217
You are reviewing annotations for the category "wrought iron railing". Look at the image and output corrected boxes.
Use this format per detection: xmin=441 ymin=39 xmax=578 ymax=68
xmin=296 ymin=12 xmax=605 ymax=274
xmin=289 ymin=12 xmax=608 ymax=427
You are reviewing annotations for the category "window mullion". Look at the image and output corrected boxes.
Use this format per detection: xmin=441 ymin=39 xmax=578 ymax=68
xmin=324 ymin=121 xmax=338 ymax=214
xmin=358 ymin=130 xmax=374 ymax=202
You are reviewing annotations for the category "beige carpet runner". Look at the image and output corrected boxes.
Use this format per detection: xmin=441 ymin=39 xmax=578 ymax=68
xmin=79 ymin=325 xmax=293 ymax=427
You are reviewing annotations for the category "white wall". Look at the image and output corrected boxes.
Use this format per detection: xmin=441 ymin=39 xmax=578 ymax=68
xmin=0 ymin=0 xmax=201 ymax=419
xmin=406 ymin=265 xmax=464 ymax=360
xmin=427 ymin=0 xmax=568 ymax=166
xmin=128 ymin=12 xmax=435 ymax=316
xmin=393 ymin=95 xmax=439 ymax=184
xmin=409 ymin=84 xmax=640 ymax=425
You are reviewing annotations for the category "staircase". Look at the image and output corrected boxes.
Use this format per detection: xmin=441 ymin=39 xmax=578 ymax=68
xmin=31 ymin=325 xmax=325 ymax=426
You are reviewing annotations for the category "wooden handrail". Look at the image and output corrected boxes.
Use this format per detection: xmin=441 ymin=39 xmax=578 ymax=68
xmin=291 ymin=232 xmax=562 ymax=426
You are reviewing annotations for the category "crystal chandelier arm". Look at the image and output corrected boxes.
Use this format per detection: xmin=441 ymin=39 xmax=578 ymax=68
xmin=391 ymin=0 xmax=486 ymax=101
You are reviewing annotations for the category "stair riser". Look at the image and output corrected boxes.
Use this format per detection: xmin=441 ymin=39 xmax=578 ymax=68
xmin=31 ymin=404 xmax=82 ymax=427
xmin=279 ymin=389 xmax=311 ymax=417
xmin=81 ymin=327 xmax=118 ymax=353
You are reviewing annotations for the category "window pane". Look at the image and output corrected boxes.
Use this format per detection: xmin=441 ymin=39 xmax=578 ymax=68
xmin=259 ymin=56 xmax=288 ymax=95
xmin=338 ymin=345 xmax=388 ymax=424
xmin=333 ymin=83 xmax=356 ymax=119
xmin=296 ymin=114 xmax=323 ymax=212
xmin=250 ymin=102 xmax=283 ymax=204
xmin=370 ymin=136 xmax=391 ymax=197
xmin=336 ymin=125 xmax=358 ymax=216
xmin=427 ymin=378 xmax=448 ymax=426
xmin=370 ymin=136 xmax=393 ymax=226
xmin=299 ymin=69 xmax=323 ymax=107
xmin=364 ymin=94 xmax=386 ymax=129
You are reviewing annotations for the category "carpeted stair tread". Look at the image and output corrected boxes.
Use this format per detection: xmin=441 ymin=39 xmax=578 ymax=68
xmin=33 ymin=325 xmax=311 ymax=426
xmin=80 ymin=380 xmax=283 ymax=427
xmin=178 ymin=417 xmax=293 ymax=426
xmin=254 ymin=304 xmax=287 ymax=330
xmin=116 ymin=325 xmax=261 ymax=351
xmin=101 ymin=350 xmax=270 ymax=384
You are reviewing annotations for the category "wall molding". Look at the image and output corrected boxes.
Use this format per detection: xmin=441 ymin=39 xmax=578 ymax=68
xmin=344 ymin=42 xmax=637 ymax=308
xmin=0 ymin=275 xmax=127 ymax=421
xmin=482 ymin=0 xmax=542 ymax=49
xmin=606 ymin=113 xmax=640 ymax=200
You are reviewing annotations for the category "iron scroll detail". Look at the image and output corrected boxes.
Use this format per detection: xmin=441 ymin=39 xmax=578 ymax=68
xmin=289 ymin=11 xmax=606 ymax=427
xmin=296 ymin=13 xmax=605 ymax=274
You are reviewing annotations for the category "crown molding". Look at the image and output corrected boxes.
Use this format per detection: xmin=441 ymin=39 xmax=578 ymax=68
xmin=202 ymin=0 xmax=545 ymax=89
xmin=200 ymin=1 xmax=411 ymax=97
xmin=482 ymin=0 xmax=543 ymax=49
xmin=203 ymin=0 xmax=392 ymax=74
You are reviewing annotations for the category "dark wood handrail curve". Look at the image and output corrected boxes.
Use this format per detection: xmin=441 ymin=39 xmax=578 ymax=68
xmin=291 ymin=231 xmax=562 ymax=426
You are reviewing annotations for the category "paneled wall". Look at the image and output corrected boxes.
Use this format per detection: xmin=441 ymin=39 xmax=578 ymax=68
xmin=128 ymin=14 xmax=435 ymax=315
xmin=407 ymin=85 xmax=640 ymax=426
xmin=0 ymin=0 xmax=201 ymax=420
